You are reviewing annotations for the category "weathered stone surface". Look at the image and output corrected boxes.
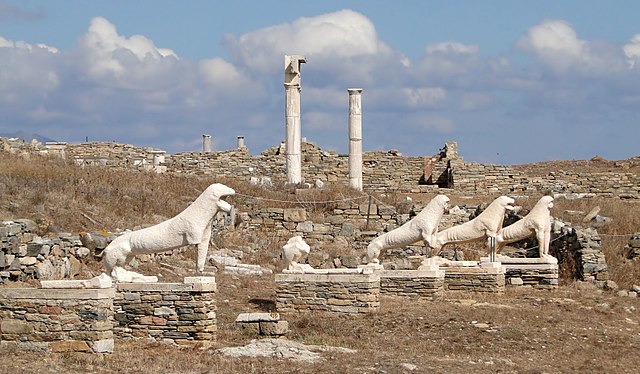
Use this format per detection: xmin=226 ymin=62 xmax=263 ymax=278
xmin=1 ymin=320 xmax=33 ymax=334
xmin=236 ymin=312 xmax=280 ymax=323
xmin=284 ymin=208 xmax=307 ymax=222
xmin=92 ymin=339 xmax=114 ymax=353
xmin=276 ymin=273 xmax=379 ymax=314
xmin=259 ymin=321 xmax=289 ymax=336
xmin=113 ymin=278 xmax=216 ymax=345
xmin=50 ymin=340 xmax=91 ymax=353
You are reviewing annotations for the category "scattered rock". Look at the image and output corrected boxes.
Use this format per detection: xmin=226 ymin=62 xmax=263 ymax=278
xmin=399 ymin=363 xmax=418 ymax=371
xmin=216 ymin=338 xmax=356 ymax=363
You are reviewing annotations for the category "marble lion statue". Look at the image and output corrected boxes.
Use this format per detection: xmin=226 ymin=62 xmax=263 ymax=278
xmin=496 ymin=196 xmax=554 ymax=257
xmin=103 ymin=183 xmax=235 ymax=278
xmin=431 ymin=195 xmax=515 ymax=255
xmin=364 ymin=195 xmax=450 ymax=264
xmin=282 ymin=235 xmax=312 ymax=271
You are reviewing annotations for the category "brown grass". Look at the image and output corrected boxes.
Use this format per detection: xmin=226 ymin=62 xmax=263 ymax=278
xmin=1 ymin=152 xmax=640 ymax=372
xmin=2 ymin=151 xmax=639 ymax=287
xmin=2 ymin=274 xmax=640 ymax=373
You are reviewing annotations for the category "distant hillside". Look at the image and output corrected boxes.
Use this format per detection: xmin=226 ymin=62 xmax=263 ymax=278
xmin=0 ymin=130 xmax=56 ymax=144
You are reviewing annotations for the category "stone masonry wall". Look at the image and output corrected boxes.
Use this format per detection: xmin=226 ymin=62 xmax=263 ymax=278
xmin=0 ymin=219 xmax=98 ymax=283
xmin=113 ymin=277 xmax=217 ymax=348
xmin=0 ymin=287 xmax=115 ymax=353
xmin=4 ymin=137 xmax=637 ymax=198
xmin=549 ymin=220 xmax=610 ymax=287
xmin=275 ymin=272 xmax=380 ymax=314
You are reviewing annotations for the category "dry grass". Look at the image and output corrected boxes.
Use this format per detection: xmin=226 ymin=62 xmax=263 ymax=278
xmin=1 ymin=274 xmax=640 ymax=373
xmin=1 ymin=151 xmax=639 ymax=286
xmin=1 ymin=152 xmax=640 ymax=372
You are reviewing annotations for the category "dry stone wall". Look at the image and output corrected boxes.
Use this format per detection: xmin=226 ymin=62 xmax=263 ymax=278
xmin=275 ymin=272 xmax=380 ymax=314
xmin=0 ymin=219 xmax=97 ymax=283
xmin=625 ymin=233 xmax=640 ymax=259
xmin=0 ymin=287 xmax=115 ymax=353
xmin=2 ymin=137 xmax=638 ymax=198
xmin=113 ymin=277 xmax=217 ymax=348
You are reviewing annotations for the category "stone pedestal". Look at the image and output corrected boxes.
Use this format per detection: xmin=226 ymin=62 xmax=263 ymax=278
xmin=0 ymin=283 xmax=115 ymax=353
xmin=379 ymin=268 xmax=445 ymax=298
xmin=443 ymin=262 xmax=505 ymax=293
xmin=275 ymin=271 xmax=380 ymax=314
xmin=482 ymin=256 xmax=559 ymax=288
xmin=114 ymin=277 xmax=217 ymax=348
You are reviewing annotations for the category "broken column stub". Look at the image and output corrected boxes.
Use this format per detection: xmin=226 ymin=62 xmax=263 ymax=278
xmin=284 ymin=55 xmax=306 ymax=185
xmin=348 ymin=88 xmax=363 ymax=191
xmin=202 ymin=134 xmax=212 ymax=153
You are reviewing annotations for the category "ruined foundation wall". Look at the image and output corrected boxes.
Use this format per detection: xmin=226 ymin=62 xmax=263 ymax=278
xmin=3 ymin=138 xmax=638 ymax=198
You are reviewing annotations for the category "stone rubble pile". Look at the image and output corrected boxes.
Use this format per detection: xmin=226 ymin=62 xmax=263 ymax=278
xmin=0 ymin=219 xmax=105 ymax=283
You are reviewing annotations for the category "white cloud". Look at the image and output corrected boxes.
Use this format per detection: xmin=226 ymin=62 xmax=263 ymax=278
xmin=222 ymin=9 xmax=405 ymax=83
xmin=403 ymin=87 xmax=446 ymax=108
xmin=416 ymin=41 xmax=483 ymax=79
xmin=426 ymin=42 xmax=479 ymax=55
xmin=78 ymin=17 xmax=180 ymax=85
xmin=0 ymin=35 xmax=60 ymax=93
xmin=517 ymin=19 xmax=627 ymax=74
xmin=623 ymin=34 xmax=640 ymax=68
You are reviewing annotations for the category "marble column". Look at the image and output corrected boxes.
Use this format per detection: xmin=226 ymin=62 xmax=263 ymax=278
xmin=284 ymin=55 xmax=306 ymax=185
xmin=237 ymin=136 xmax=246 ymax=150
xmin=202 ymin=134 xmax=212 ymax=153
xmin=348 ymin=88 xmax=363 ymax=191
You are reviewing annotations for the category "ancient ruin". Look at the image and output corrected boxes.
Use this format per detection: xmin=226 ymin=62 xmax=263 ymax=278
xmin=364 ymin=195 xmax=450 ymax=264
xmin=102 ymin=183 xmax=235 ymax=278
xmin=497 ymin=195 xmax=555 ymax=259
xmin=284 ymin=55 xmax=306 ymax=185
xmin=431 ymin=196 xmax=515 ymax=255
xmin=348 ymin=88 xmax=363 ymax=191
xmin=282 ymin=235 xmax=312 ymax=272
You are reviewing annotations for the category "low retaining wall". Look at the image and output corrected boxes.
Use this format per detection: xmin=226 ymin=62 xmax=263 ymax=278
xmin=114 ymin=277 xmax=217 ymax=348
xmin=379 ymin=269 xmax=444 ymax=298
xmin=0 ymin=287 xmax=115 ymax=353
xmin=275 ymin=272 xmax=380 ymax=314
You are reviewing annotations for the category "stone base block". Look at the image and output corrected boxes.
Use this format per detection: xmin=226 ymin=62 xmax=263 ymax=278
xmin=0 ymin=287 xmax=115 ymax=353
xmin=275 ymin=273 xmax=380 ymax=314
xmin=235 ymin=312 xmax=289 ymax=336
xmin=114 ymin=277 xmax=216 ymax=346
xmin=380 ymin=270 xmax=445 ymax=298
xmin=502 ymin=263 xmax=559 ymax=289
xmin=443 ymin=266 xmax=505 ymax=293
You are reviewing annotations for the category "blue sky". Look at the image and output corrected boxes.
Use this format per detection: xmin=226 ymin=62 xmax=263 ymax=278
xmin=1 ymin=0 xmax=639 ymax=164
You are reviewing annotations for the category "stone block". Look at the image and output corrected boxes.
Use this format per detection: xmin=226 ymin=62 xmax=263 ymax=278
xmin=92 ymin=339 xmax=114 ymax=353
xmin=235 ymin=312 xmax=280 ymax=323
xmin=259 ymin=321 xmax=289 ymax=336
xmin=1 ymin=320 xmax=33 ymax=334
xmin=284 ymin=208 xmax=307 ymax=222
xmin=50 ymin=340 xmax=91 ymax=353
